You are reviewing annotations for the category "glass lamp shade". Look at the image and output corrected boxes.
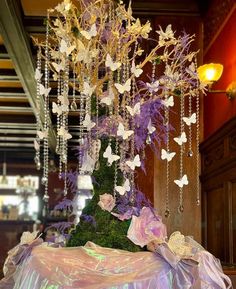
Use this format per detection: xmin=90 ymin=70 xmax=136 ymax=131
xmin=197 ymin=63 xmax=223 ymax=83
xmin=77 ymin=175 xmax=93 ymax=190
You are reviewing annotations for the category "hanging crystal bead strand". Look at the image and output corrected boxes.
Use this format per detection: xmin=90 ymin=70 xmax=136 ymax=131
xmin=194 ymin=56 xmax=201 ymax=206
xmin=71 ymin=65 xmax=77 ymax=111
xmin=178 ymin=92 xmax=185 ymax=213
xmin=128 ymin=61 xmax=136 ymax=197
xmin=35 ymin=48 xmax=42 ymax=170
xmin=146 ymin=61 xmax=156 ymax=145
xmin=63 ymin=116 xmax=69 ymax=196
xmin=94 ymin=79 xmax=100 ymax=171
xmin=86 ymin=90 xmax=92 ymax=159
xmin=164 ymin=107 xmax=170 ymax=218
xmin=113 ymin=39 xmax=121 ymax=197
xmin=195 ymin=92 xmax=200 ymax=205
xmin=187 ymin=94 xmax=193 ymax=157
xmin=57 ymin=72 xmax=63 ymax=179
xmin=62 ymin=59 xmax=70 ymax=195
xmin=78 ymin=87 xmax=85 ymax=174
xmin=42 ymin=12 xmax=50 ymax=203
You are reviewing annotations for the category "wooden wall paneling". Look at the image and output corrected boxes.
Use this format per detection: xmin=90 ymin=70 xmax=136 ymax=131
xmin=200 ymin=116 xmax=236 ymax=266
xmin=205 ymin=183 xmax=229 ymax=263
xmin=232 ymin=181 xmax=236 ymax=264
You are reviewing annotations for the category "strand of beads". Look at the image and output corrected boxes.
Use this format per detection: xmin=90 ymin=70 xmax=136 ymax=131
xmin=178 ymin=92 xmax=185 ymax=213
xmin=113 ymin=39 xmax=121 ymax=197
xmin=70 ymin=66 xmax=77 ymax=111
xmin=164 ymin=105 xmax=170 ymax=218
xmin=42 ymin=12 xmax=50 ymax=203
xmin=194 ymin=56 xmax=201 ymax=206
xmin=78 ymin=85 xmax=85 ymax=174
xmin=35 ymin=48 xmax=42 ymax=171
xmin=57 ymin=72 xmax=63 ymax=178
xmin=61 ymin=58 xmax=70 ymax=195
xmin=187 ymin=94 xmax=193 ymax=157
xmin=195 ymin=88 xmax=200 ymax=206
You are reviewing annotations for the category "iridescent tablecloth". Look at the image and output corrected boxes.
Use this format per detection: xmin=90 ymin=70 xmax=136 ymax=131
xmin=1 ymin=240 xmax=232 ymax=289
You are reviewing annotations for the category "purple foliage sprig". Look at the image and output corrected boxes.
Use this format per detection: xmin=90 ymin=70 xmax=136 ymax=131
xmin=80 ymin=214 xmax=97 ymax=227
xmin=46 ymin=221 xmax=74 ymax=238
xmin=54 ymin=198 xmax=73 ymax=211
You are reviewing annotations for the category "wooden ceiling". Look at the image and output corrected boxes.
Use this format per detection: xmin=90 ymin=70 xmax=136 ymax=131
xmin=0 ymin=0 xmax=207 ymax=172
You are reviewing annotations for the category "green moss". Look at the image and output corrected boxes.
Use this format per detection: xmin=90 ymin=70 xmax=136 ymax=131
xmin=67 ymin=139 xmax=144 ymax=252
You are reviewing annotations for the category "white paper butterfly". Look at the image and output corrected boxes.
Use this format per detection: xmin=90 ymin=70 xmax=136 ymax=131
xmin=147 ymin=119 xmax=156 ymax=134
xmin=161 ymin=149 xmax=176 ymax=162
xmin=52 ymin=102 xmax=63 ymax=116
xmin=126 ymin=102 xmax=140 ymax=116
xmin=115 ymin=179 xmax=131 ymax=195
xmin=77 ymin=39 xmax=98 ymax=64
xmin=114 ymin=79 xmax=131 ymax=94
xmin=183 ymin=113 xmax=196 ymax=126
xmin=37 ymin=129 xmax=48 ymax=140
xmin=174 ymin=174 xmax=188 ymax=188
xmin=146 ymin=80 xmax=159 ymax=93
xmin=81 ymin=153 xmax=96 ymax=173
xmin=117 ymin=123 xmax=134 ymax=140
xmin=157 ymin=24 xmax=174 ymax=40
xmin=39 ymin=84 xmax=51 ymax=97
xmin=100 ymin=88 xmax=114 ymax=106
xmin=55 ymin=2 xmax=71 ymax=13
xmin=80 ymin=23 xmax=97 ymax=40
xmin=131 ymin=61 xmax=143 ymax=77
xmin=58 ymin=94 xmax=69 ymax=106
xmin=105 ymin=54 xmax=121 ymax=72
xmin=174 ymin=132 xmax=187 ymax=146
xmin=35 ymin=68 xmax=43 ymax=81
xmin=162 ymin=96 xmax=174 ymax=108
xmin=58 ymin=127 xmax=72 ymax=140
xmin=126 ymin=154 xmax=141 ymax=170
xmin=103 ymin=145 xmax=120 ymax=165
xmin=34 ymin=139 xmax=40 ymax=151
xmin=52 ymin=61 xmax=66 ymax=73
xmin=59 ymin=39 xmax=76 ymax=56
xmin=82 ymin=113 xmax=96 ymax=131
xmin=82 ymin=81 xmax=96 ymax=97
xmin=185 ymin=62 xmax=196 ymax=77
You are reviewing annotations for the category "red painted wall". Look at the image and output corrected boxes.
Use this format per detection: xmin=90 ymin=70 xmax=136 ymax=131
xmin=204 ymin=8 xmax=236 ymax=139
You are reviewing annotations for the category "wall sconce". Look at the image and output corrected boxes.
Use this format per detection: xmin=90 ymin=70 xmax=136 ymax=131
xmin=197 ymin=63 xmax=236 ymax=100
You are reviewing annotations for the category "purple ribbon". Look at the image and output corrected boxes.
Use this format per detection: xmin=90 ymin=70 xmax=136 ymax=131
xmin=0 ymin=239 xmax=43 ymax=289
xmin=12 ymin=238 xmax=43 ymax=266
xmin=156 ymin=243 xmax=232 ymax=289
xmin=156 ymin=243 xmax=199 ymax=289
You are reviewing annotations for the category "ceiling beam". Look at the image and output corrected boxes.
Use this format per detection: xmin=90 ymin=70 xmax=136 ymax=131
xmin=0 ymin=68 xmax=19 ymax=80
xmin=0 ymin=96 xmax=28 ymax=103
xmin=0 ymin=128 xmax=35 ymax=134
xmin=0 ymin=45 xmax=9 ymax=59
xmin=0 ymin=136 xmax=34 ymax=142
xmin=0 ymin=106 xmax=33 ymax=113
xmin=0 ymin=142 xmax=33 ymax=148
xmin=0 ymin=122 xmax=36 ymax=128
xmin=0 ymin=0 xmax=56 ymax=150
